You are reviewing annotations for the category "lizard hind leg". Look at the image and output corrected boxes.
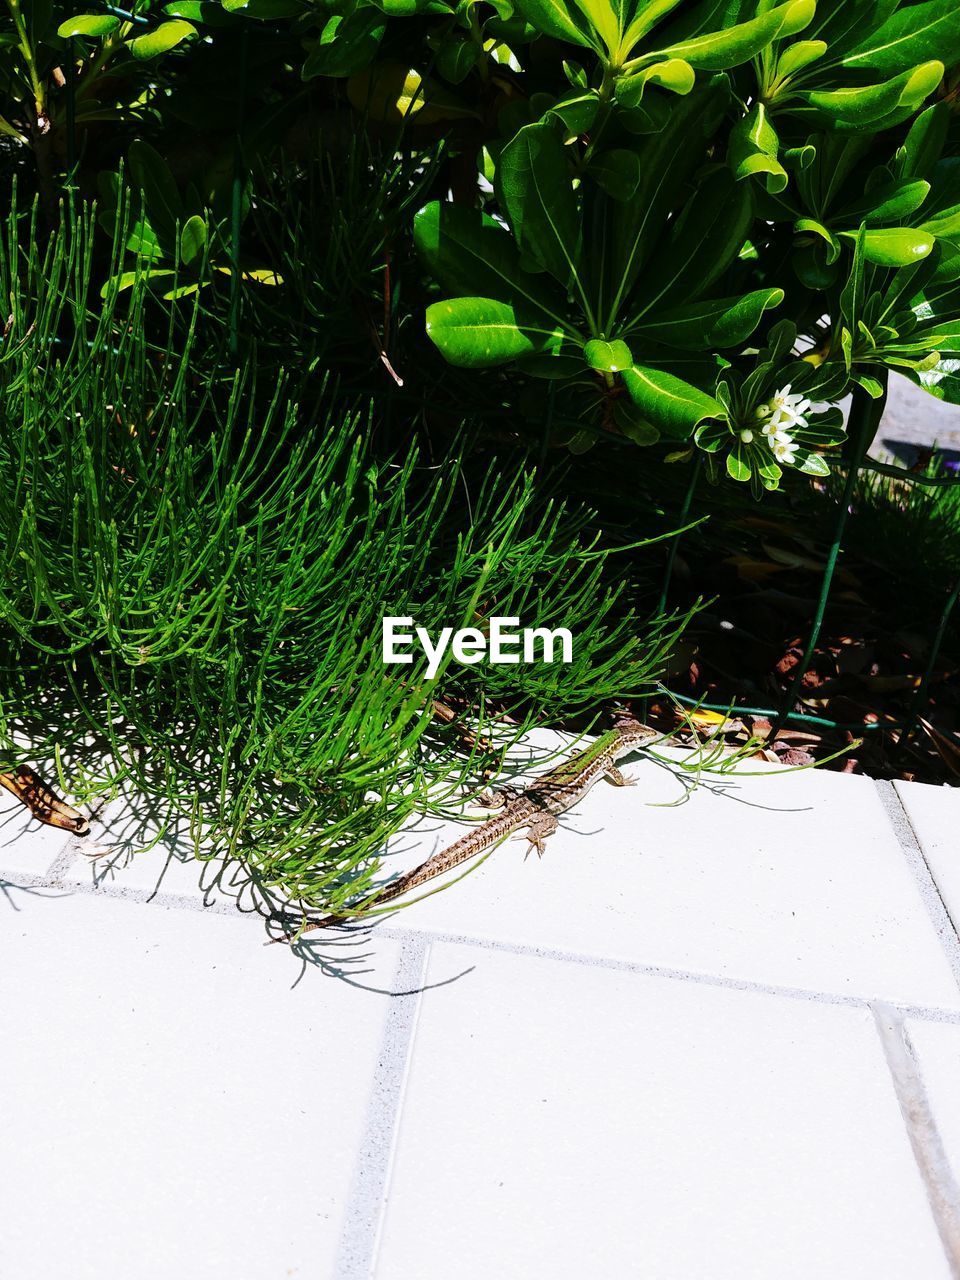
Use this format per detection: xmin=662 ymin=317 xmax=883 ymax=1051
xmin=604 ymin=764 xmax=635 ymax=788
xmin=517 ymin=813 xmax=559 ymax=859
xmin=475 ymin=782 xmax=524 ymax=811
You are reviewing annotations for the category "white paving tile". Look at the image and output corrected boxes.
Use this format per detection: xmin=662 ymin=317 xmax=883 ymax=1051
xmin=0 ymin=790 xmax=76 ymax=878
xmin=376 ymin=944 xmax=949 ymax=1280
xmin=906 ymin=1018 xmax=960 ymax=1205
xmin=59 ymin=792 xmax=282 ymax=919
xmin=0 ymin=888 xmax=400 ymax=1280
xmin=62 ymin=791 xmax=227 ymax=894
xmin=895 ymin=780 xmax=960 ymax=933
xmin=362 ymin=752 xmax=960 ymax=1006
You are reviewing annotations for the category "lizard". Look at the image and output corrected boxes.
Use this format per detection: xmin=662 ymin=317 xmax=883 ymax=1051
xmin=272 ymin=720 xmax=658 ymax=943
xmin=0 ymin=766 xmax=91 ymax=836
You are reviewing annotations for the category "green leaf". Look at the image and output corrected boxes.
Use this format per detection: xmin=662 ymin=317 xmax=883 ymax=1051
xmin=621 ymin=363 xmax=722 ymax=439
xmin=436 ymin=38 xmax=480 ymax=84
xmin=583 ymin=338 xmax=633 ymax=371
xmin=179 ymin=214 xmax=206 ymax=266
xmin=101 ymin=268 xmax=176 ymax=298
xmin=774 ymin=38 xmax=826 ymax=78
xmin=839 ymin=179 xmax=931 ymax=225
xmin=303 ymin=11 xmax=386 ymax=79
xmin=563 ymin=60 xmax=588 ymax=88
xmin=546 ymin=89 xmax=600 ymax=136
xmin=498 ymin=121 xmax=582 ymax=290
xmin=800 ymin=62 xmax=944 ymax=126
xmin=127 ymin=141 xmax=184 ymax=253
xmin=508 ymin=0 xmax=600 ymax=50
xmin=587 ymin=148 xmax=643 ymax=201
xmin=346 ymin=63 xmax=475 ymax=123
xmin=725 ymin=444 xmax=752 ymax=482
xmin=424 ymin=297 xmax=566 ymax=367
xmin=616 ymin=58 xmax=694 ymax=106
xmin=613 ymin=398 xmax=660 ymax=443
xmin=694 ymin=418 xmax=730 ymax=453
xmin=631 ymin=167 xmax=753 ymax=322
xmin=605 ymin=78 xmax=732 ymax=316
xmin=222 ymin=0 xmax=303 ymax=13
xmin=842 ymin=0 xmax=960 ymax=74
xmin=795 ymin=451 xmax=831 ymax=477
xmin=637 ymin=288 xmax=784 ymax=349
xmin=413 ymin=201 xmax=569 ymax=321
xmin=795 ymin=218 xmax=841 ymax=264
xmin=729 ymin=103 xmax=787 ymax=194
xmin=57 ymin=14 xmax=120 ymax=37
xmin=914 ymin=356 xmax=960 ymax=404
xmin=840 ymin=228 xmax=936 ymax=267
xmin=127 ymin=19 xmax=197 ymax=59
xmin=897 ymin=103 xmax=951 ymax=182
xmin=619 ymin=0 xmax=685 ymax=51
xmin=659 ymin=0 xmax=814 ymax=71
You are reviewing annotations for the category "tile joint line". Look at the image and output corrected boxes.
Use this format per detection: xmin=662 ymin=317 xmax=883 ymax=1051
xmin=872 ymin=1002 xmax=960 ymax=1279
xmin=875 ymin=779 xmax=960 ymax=996
xmin=4 ymin=861 xmax=960 ymax=1023
xmin=333 ymin=933 xmax=430 ymax=1280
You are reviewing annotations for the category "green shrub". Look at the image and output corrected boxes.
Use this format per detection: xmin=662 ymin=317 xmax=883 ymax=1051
xmin=5 ymin=3 xmax=959 ymax=493
xmin=0 ymin=202 xmax=680 ymax=905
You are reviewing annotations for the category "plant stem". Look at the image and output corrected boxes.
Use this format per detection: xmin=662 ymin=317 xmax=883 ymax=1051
xmin=768 ymin=372 xmax=888 ymax=743
xmin=656 ymin=451 xmax=702 ymax=616
xmin=6 ymin=0 xmax=44 ymax=116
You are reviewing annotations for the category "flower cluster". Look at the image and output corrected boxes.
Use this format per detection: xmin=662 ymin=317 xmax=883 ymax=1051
xmin=739 ymin=384 xmax=811 ymax=465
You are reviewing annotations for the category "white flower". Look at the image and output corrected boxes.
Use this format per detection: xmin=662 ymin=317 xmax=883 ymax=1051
xmin=754 ymin=384 xmax=811 ymax=435
xmin=771 ymin=436 xmax=799 ymax=464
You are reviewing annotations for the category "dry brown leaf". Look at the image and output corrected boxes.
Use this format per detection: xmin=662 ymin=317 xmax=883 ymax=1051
xmin=918 ymin=719 xmax=960 ymax=781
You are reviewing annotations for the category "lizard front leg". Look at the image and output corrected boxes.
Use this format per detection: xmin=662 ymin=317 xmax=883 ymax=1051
xmin=604 ymin=764 xmax=635 ymax=787
xmin=517 ymin=812 xmax=558 ymax=859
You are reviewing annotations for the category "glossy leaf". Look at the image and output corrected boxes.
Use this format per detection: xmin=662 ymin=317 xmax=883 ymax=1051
xmin=179 ymin=214 xmax=206 ymax=266
xmin=616 ymin=58 xmax=694 ymax=106
xmin=128 ymin=19 xmax=197 ymax=59
xmin=621 ymin=363 xmax=722 ymax=439
xmin=729 ymin=103 xmax=787 ymax=194
xmin=303 ymin=11 xmax=387 ymax=79
xmin=838 ymin=179 xmax=931 ymax=225
xmin=659 ymin=0 xmax=814 ymax=71
xmin=584 ymin=338 xmax=633 ymax=371
xmin=424 ymin=297 xmax=566 ymax=367
xmin=637 ymin=288 xmax=785 ymax=349
xmin=547 ymin=89 xmax=601 ymax=136
xmin=128 ymin=141 xmax=184 ymax=253
xmin=222 ymin=0 xmax=303 ymax=12
xmin=800 ymin=62 xmax=944 ymax=126
xmin=509 ymin=0 xmax=600 ymax=51
xmin=587 ymin=148 xmax=643 ymax=201
xmin=842 ymin=0 xmax=960 ymax=74
xmin=774 ymin=39 xmax=827 ymax=78
xmin=499 ymin=121 xmax=582 ymax=289
xmin=413 ymin=201 xmax=568 ymax=321
xmin=897 ymin=103 xmax=951 ymax=182
xmin=841 ymin=227 xmax=936 ymax=267
xmin=57 ymin=14 xmax=120 ymax=37
xmin=631 ymin=168 xmax=753 ymax=321
xmin=604 ymin=78 xmax=731 ymax=319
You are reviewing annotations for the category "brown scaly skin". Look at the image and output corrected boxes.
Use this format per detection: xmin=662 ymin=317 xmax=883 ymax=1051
xmin=271 ymin=722 xmax=657 ymax=944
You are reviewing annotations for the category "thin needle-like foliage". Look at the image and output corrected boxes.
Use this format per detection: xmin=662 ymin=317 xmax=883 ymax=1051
xmin=0 ymin=199 xmax=684 ymax=910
